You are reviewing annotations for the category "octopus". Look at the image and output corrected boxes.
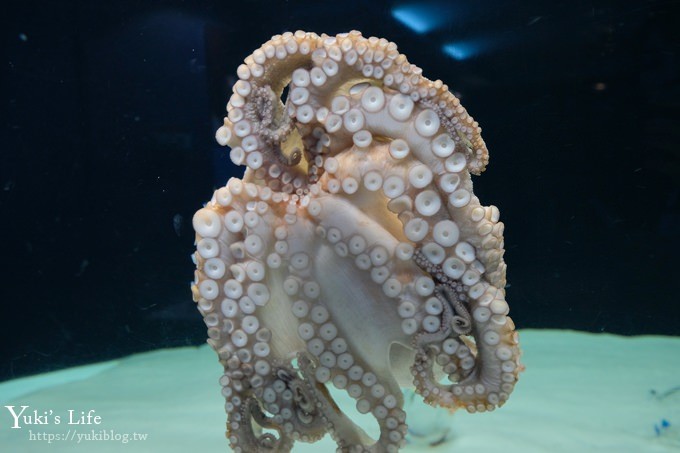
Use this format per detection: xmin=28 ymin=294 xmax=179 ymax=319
xmin=191 ymin=31 xmax=522 ymax=452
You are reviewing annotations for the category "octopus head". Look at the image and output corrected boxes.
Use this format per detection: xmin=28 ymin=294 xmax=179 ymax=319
xmin=192 ymin=30 xmax=522 ymax=452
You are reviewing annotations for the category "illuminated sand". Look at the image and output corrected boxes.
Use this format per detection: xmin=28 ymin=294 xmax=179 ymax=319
xmin=1 ymin=330 xmax=677 ymax=452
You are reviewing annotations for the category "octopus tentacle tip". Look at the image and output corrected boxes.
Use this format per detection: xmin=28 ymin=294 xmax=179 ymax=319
xmin=192 ymin=30 xmax=521 ymax=452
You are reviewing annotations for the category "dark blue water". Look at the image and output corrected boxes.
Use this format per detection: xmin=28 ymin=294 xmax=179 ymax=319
xmin=2 ymin=0 xmax=679 ymax=381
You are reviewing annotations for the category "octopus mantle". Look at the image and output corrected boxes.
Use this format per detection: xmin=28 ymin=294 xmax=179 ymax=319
xmin=192 ymin=31 xmax=522 ymax=452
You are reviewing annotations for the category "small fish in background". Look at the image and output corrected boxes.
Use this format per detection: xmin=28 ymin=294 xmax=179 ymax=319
xmin=173 ymin=214 xmax=183 ymax=237
xmin=650 ymin=386 xmax=679 ymax=445
xmin=75 ymin=259 xmax=89 ymax=277
xmin=654 ymin=419 xmax=671 ymax=436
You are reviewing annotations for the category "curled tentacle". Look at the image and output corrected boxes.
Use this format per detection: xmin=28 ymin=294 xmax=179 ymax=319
xmin=244 ymin=85 xmax=300 ymax=168
xmin=411 ymin=287 xmax=521 ymax=413
xmin=227 ymin=394 xmax=295 ymax=452
xmin=245 ymin=86 xmax=287 ymax=139
xmin=437 ymin=284 xmax=471 ymax=336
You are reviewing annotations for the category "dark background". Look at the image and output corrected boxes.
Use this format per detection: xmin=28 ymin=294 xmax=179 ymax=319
xmin=2 ymin=0 xmax=679 ymax=381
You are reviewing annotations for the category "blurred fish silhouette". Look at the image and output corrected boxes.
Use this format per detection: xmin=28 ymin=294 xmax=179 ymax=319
xmin=173 ymin=214 xmax=183 ymax=237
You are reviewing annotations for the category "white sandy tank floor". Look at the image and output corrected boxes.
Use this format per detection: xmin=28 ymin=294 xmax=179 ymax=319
xmin=1 ymin=330 xmax=678 ymax=453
